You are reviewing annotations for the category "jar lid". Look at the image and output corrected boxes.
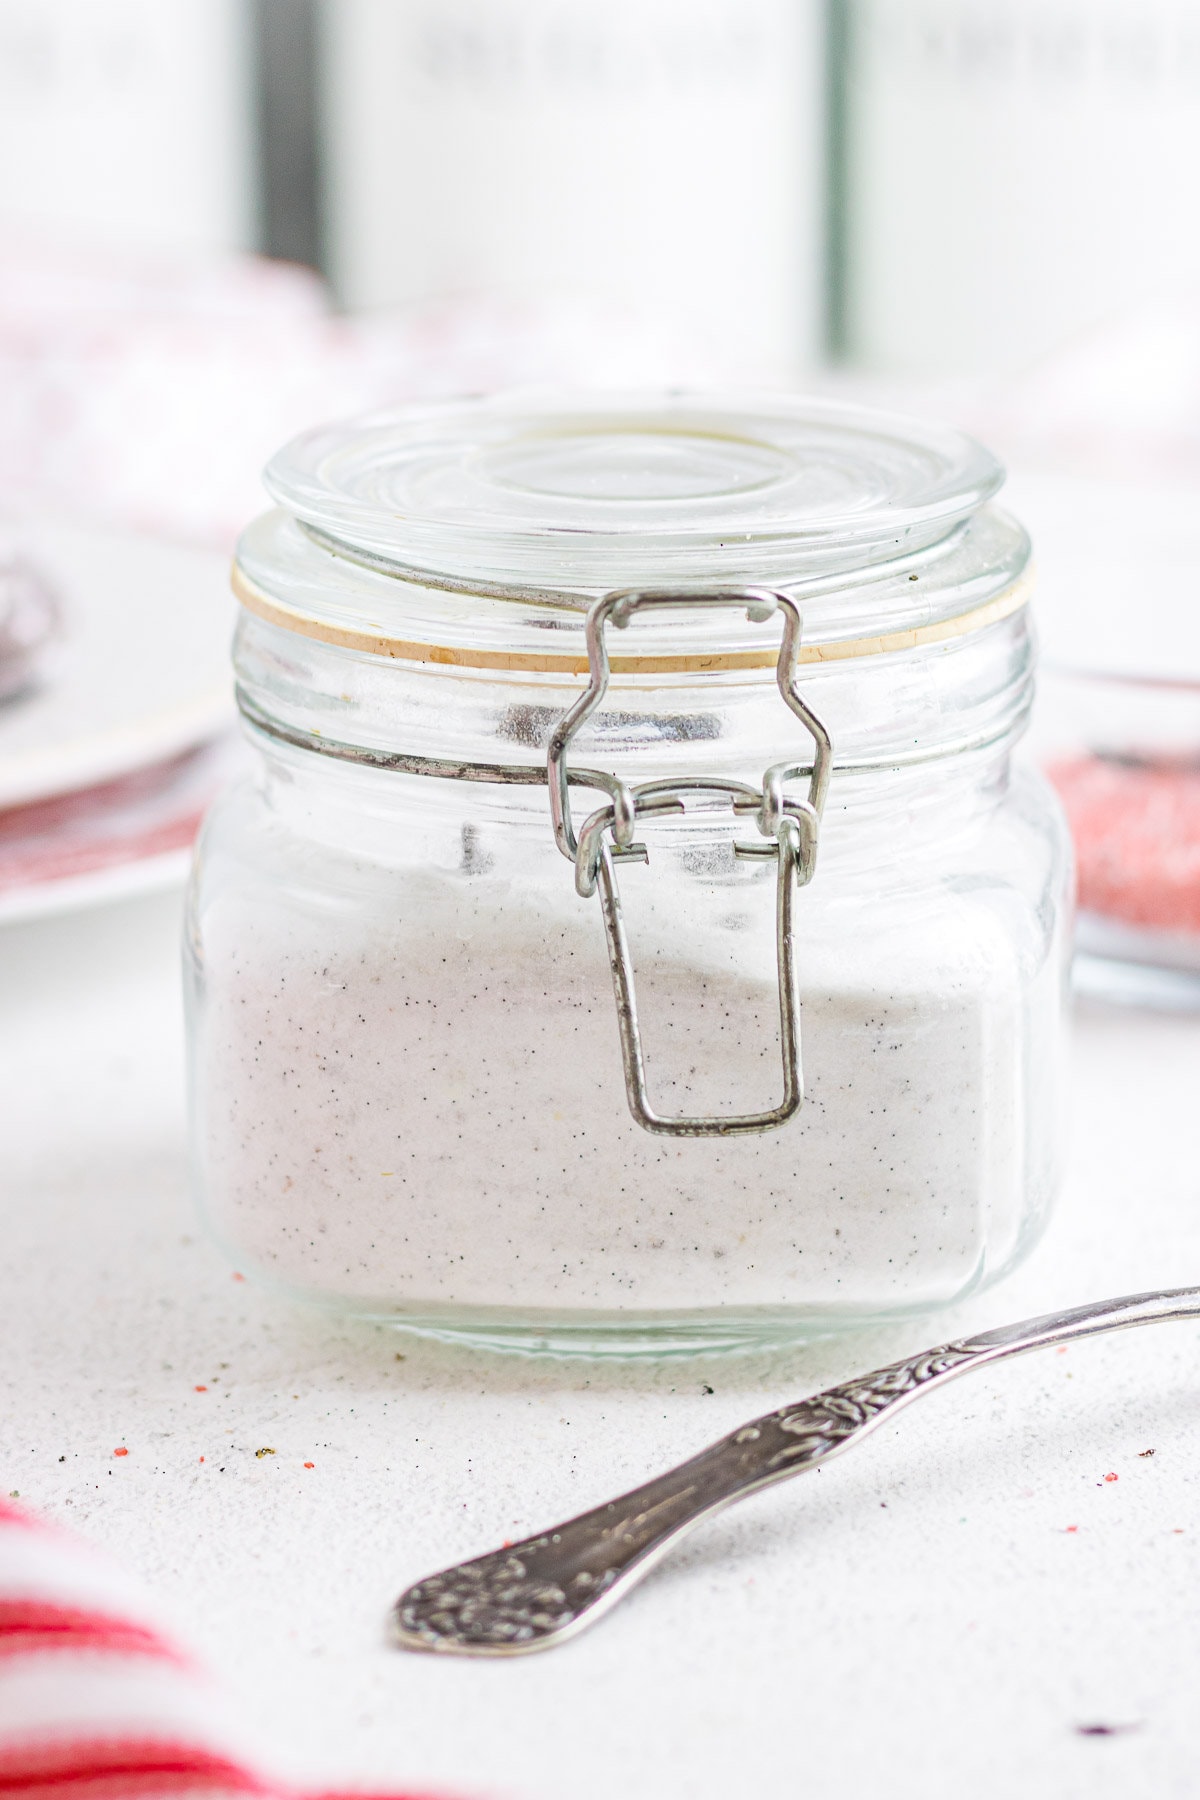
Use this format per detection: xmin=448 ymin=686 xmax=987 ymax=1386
xmin=263 ymin=390 xmax=1004 ymax=599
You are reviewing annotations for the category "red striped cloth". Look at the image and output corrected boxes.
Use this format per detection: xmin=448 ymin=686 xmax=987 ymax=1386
xmin=0 ymin=1501 xmax=446 ymax=1800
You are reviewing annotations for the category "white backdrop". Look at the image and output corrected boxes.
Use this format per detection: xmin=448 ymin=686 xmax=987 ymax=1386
xmin=320 ymin=0 xmax=828 ymax=379
xmin=846 ymin=0 xmax=1200 ymax=374
xmin=0 ymin=0 xmax=253 ymax=255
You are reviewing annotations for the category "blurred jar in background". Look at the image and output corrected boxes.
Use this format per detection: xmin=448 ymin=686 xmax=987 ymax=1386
xmin=0 ymin=0 xmax=252 ymax=256
xmin=1020 ymin=472 xmax=1200 ymax=1009
xmin=1043 ymin=669 xmax=1200 ymax=1006
xmin=843 ymin=0 xmax=1200 ymax=375
xmin=319 ymin=0 xmax=827 ymax=380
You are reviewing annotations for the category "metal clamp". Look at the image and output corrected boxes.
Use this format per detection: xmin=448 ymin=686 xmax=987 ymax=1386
xmin=546 ymin=589 xmax=832 ymax=1139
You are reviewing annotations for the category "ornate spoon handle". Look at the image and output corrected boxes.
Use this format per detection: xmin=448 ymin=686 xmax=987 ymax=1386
xmin=392 ymin=1286 xmax=1200 ymax=1657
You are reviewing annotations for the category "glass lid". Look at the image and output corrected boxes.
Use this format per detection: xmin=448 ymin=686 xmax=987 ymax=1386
xmin=263 ymin=390 xmax=1005 ymax=598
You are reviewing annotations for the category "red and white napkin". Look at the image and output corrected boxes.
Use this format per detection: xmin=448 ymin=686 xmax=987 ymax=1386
xmin=0 ymin=1498 xmax=445 ymax=1800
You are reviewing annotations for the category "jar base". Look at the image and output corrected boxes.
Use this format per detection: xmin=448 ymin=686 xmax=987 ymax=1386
xmin=302 ymin=1293 xmax=984 ymax=1360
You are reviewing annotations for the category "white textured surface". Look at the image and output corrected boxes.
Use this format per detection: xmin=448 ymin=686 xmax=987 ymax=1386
xmin=3 ymin=888 xmax=1200 ymax=1799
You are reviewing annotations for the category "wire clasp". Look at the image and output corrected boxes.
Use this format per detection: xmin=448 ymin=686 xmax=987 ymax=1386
xmin=546 ymin=589 xmax=832 ymax=1138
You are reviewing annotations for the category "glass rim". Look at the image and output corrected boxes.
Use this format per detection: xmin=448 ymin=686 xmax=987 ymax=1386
xmin=261 ymin=389 xmax=1006 ymax=599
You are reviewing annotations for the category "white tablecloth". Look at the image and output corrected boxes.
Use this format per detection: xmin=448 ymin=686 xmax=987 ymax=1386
xmin=3 ymin=888 xmax=1200 ymax=1800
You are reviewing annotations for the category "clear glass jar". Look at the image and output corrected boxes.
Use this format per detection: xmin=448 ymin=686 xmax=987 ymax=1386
xmin=1040 ymin=664 xmax=1200 ymax=1010
xmin=185 ymin=392 xmax=1071 ymax=1355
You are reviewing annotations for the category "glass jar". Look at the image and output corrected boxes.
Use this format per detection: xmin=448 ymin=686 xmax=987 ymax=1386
xmin=185 ymin=392 xmax=1071 ymax=1355
xmin=1041 ymin=664 xmax=1200 ymax=1010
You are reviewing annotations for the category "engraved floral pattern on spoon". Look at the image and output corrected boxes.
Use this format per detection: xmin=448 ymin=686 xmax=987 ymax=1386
xmin=393 ymin=1289 xmax=1200 ymax=1656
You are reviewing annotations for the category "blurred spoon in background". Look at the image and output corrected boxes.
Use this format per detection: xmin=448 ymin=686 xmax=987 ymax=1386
xmin=0 ymin=535 xmax=60 ymax=705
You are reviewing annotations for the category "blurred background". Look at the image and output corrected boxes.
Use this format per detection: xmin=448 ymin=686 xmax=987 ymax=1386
xmin=1 ymin=0 xmax=1199 ymax=997
xmin=4 ymin=0 xmax=1200 ymax=521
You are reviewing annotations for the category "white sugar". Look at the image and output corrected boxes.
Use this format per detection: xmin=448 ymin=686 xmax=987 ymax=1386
xmin=193 ymin=843 xmax=1052 ymax=1324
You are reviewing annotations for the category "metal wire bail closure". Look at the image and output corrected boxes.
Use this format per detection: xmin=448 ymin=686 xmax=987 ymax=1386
xmin=546 ymin=589 xmax=833 ymax=1139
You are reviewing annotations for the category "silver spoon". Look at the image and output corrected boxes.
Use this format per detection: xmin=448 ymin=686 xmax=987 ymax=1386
xmin=392 ymin=1286 xmax=1200 ymax=1657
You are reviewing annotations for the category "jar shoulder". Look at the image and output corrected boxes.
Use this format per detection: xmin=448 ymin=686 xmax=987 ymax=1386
xmin=189 ymin=754 xmax=1071 ymax=1002
xmin=193 ymin=755 xmax=1070 ymax=892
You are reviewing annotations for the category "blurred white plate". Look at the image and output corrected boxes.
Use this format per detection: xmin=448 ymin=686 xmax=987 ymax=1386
xmin=0 ymin=844 xmax=192 ymax=927
xmin=0 ymin=518 xmax=234 ymax=809
xmin=0 ymin=736 xmax=237 ymax=927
